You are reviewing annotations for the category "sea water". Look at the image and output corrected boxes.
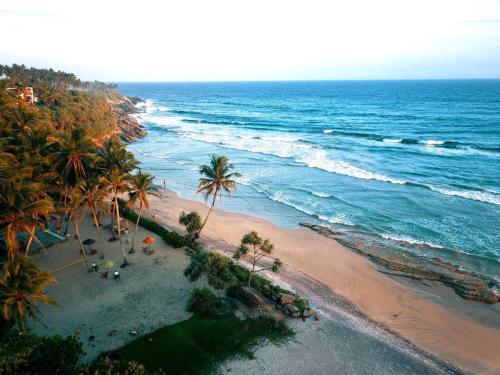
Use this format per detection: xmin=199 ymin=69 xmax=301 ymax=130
xmin=118 ymin=81 xmax=500 ymax=280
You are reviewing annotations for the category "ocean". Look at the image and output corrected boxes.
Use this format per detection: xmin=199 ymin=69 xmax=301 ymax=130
xmin=118 ymin=80 xmax=500 ymax=280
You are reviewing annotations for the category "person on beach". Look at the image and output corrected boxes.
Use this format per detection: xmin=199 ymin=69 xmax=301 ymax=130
xmin=92 ymin=261 xmax=99 ymax=272
xmin=113 ymin=270 xmax=120 ymax=279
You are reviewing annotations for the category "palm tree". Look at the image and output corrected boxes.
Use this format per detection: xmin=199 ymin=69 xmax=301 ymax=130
xmin=196 ymin=155 xmax=240 ymax=236
xmin=0 ymin=254 xmax=57 ymax=331
xmin=66 ymin=187 xmax=90 ymax=269
xmin=53 ymin=126 xmax=95 ymax=192
xmin=0 ymin=168 xmax=54 ymax=256
xmin=81 ymin=178 xmax=109 ymax=232
xmin=128 ymin=171 xmax=160 ymax=253
xmin=98 ymin=138 xmax=138 ymax=266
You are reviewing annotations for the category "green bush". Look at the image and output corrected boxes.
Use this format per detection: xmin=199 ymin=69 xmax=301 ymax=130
xmin=186 ymin=288 xmax=222 ymax=317
xmin=0 ymin=333 xmax=83 ymax=375
xmin=119 ymin=200 xmax=193 ymax=249
xmin=293 ymin=299 xmax=308 ymax=313
xmin=116 ymin=315 xmax=294 ymax=375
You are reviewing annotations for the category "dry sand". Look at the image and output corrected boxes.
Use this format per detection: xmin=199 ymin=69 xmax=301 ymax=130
xmin=30 ymin=214 xmax=203 ymax=361
xmin=144 ymin=189 xmax=500 ymax=375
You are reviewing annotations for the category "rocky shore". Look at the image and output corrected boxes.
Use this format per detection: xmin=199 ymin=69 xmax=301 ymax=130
xmin=300 ymin=222 xmax=499 ymax=304
xmin=111 ymin=96 xmax=147 ymax=142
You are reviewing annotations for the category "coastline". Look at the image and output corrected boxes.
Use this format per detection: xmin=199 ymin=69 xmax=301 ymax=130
xmin=146 ymin=188 xmax=500 ymax=375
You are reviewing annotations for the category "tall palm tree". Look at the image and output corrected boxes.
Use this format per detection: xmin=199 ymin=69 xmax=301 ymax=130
xmin=196 ymin=155 xmax=241 ymax=236
xmin=66 ymin=187 xmax=90 ymax=269
xmin=98 ymin=139 xmax=138 ymax=266
xmin=53 ymin=126 xmax=95 ymax=191
xmin=81 ymin=178 xmax=109 ymax=232
xmin=0 ymin=254 xmax=57 ymax=331
xmin=128 ymin=171 xmax=160 ymax=253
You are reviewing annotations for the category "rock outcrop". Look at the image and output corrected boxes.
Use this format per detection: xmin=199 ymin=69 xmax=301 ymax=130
xmin=300 ymin=222 xmax=499 ymax=304
xmin=111 ymin=96 xmax=146 ymax=142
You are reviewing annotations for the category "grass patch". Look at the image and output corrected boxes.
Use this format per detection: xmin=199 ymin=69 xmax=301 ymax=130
xmin=116 ymin=315 xmax=293 ymax=375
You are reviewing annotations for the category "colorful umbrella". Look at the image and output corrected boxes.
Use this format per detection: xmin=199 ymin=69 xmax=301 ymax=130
xmin=101 ymin=260 xmax=114 ymax=270
xmin=143 ymin=236 xmax=155 ymax=250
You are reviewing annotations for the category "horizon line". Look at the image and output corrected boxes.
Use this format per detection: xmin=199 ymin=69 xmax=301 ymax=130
xmin=111 ymin=77 xmax=500 ymax=84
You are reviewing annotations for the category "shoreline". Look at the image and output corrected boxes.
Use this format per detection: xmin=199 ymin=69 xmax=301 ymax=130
xmin=145 ymin=188 xmax=500 ymax=375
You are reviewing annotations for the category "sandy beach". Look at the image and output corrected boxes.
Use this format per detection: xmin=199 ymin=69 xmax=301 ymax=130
xmin=27 ymin=188 xmax=500 ymax=374
xmin=144 ymin=189 xmax=500 ymax=375
xmin=28 ymin=211 xmax=456 ymax=375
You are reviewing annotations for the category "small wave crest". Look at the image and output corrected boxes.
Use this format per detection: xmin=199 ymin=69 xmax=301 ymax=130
xmin=380 ymin=234 xmax=445 ymax=249
xmin=429 ymin=187 xmax=500 ymax=206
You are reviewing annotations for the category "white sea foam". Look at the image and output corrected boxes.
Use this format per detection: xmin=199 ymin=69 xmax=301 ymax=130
xmin=323 ymin=129 xmax=334 ymax=134
xmin=270 ymin=192 xmax=353 ymax=226
xmin=381 ymin=234 xmax=444 ymax=249
xmin=138 ymin=113 xmax=406 ymax=185
xmin=318 ymin=213 xmax=354 ymax=226
xmin=429 ymin=187 xmax=500 ymax=206
xmin=311 ymin=191 xmax=331 ymax=198
xmin=424 ymin=139 xmax=445 ymax=146
xmin=383 ymin=138 xmax=402 ymax=143
xmin=135 ymin=112 xmax=499 ymax=206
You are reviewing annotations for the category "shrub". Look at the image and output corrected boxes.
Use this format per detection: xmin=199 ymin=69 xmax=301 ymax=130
xmin=0 ymin=333 xmax=83 ymax=375
xmin=119 ymin=199 xmax=192 ymax=249
xmin=186 ymin=287 xmax=222 ymax=317
xmin=178 ymin=211 xmax=202 ymax=241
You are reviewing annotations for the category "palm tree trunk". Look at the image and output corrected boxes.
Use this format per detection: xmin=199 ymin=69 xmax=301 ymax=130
xmin=198 ymin=188 xmax=219 ymax=236
xmin=91 ymin=206 xmax=100 ymax=231
xmin=25 ymin=224 xmax=36 ymax=254
xmin=248 ymin=257 xmax=256 ymax=287
xmin=114 ymin=191 xmax=128 ymax=267
xmin=74 ymin=213 xmax=89 ymax=269
xmin=130 ymin=203 xmax=142 ymax=253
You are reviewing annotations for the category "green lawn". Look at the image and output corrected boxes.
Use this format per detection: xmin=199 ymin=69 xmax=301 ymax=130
xmin=116 ymin=315 xmax=293 ymax=375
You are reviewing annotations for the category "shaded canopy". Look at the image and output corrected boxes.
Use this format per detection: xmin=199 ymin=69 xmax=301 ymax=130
xmin=100 ymin=260 xmax=114 ymax=269
xmin=143 ymin=236 xmax=155 ymax=245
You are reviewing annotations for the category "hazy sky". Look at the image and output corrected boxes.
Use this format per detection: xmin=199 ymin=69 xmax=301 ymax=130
xmin=1 ymin=0 xmax=499 ymax=81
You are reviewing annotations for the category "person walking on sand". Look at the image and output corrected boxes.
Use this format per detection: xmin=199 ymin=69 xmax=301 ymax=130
xmin=92 ymin=261 xmax=99 ymax=272
xmin=113 ymin=270 xmax=120 ymax=279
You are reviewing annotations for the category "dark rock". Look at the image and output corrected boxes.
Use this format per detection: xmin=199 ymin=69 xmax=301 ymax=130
xmin=303 ymin=222 xmax=499 ymax=304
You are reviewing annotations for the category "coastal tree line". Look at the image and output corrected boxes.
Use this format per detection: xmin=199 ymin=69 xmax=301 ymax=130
xmin=0 ymin=65 xmax=286 ymax=374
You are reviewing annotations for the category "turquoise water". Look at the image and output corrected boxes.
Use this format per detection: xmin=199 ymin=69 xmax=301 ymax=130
xmin=118 ymin=81 xmax=500 ymax=279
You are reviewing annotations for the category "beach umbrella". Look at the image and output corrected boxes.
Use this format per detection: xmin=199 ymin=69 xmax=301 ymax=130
xmin=83 ymin=238 xmax=95 ymax=247
xmin=101 ymin=260 xmax=114 ymax=270
xmin=82 ymin=238 xmax=96 ymax=254
xmin=143 ymin=236 xmax=155 ymax=250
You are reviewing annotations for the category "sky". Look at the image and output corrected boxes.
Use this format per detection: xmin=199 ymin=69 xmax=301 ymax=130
xmin=0 ymin=0 xmax=500 ymax=81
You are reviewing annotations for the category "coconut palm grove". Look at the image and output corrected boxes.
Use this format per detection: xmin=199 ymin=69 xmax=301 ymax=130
xmin=0 ymin=65 xmax=292 ymax=374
